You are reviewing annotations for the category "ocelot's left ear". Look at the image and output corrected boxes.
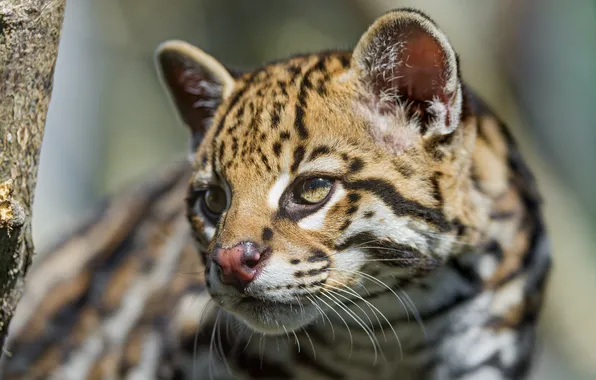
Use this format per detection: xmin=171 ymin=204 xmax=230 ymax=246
xmin=352 ymin=9 xmax=463 ymax=137
xmin=156 ymin=40 xmax=235 ymax=149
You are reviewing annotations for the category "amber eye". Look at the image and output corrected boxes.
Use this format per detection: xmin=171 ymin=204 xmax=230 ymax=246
xmin=201 ymin=187 xmax=227 ymax=218
xmin=294 ymin=177 xmax=334 ymax=205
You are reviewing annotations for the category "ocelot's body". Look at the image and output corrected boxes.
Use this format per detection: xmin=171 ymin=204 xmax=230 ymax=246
xmin=1 ymin=9 xmax=550 ymax=380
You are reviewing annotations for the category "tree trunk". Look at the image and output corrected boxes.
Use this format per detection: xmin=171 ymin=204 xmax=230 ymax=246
xmin=0 ymin=0 xmax=66 ymax=351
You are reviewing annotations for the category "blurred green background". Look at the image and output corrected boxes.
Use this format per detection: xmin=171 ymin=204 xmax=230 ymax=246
xmin=32 ymin=1 xmax=596 ymax=379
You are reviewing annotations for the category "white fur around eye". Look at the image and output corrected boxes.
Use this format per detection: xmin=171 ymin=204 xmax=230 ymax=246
xmin=297 ymin=157 xmax=344 ymax=175
xmin=268 ymin=172 xmax=290 ymax=210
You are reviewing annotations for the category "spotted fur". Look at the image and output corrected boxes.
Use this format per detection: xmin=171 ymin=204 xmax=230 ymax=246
xmin=1 ymin=9 xmax=550 ymax=380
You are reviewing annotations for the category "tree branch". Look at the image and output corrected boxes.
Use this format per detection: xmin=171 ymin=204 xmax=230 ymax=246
xmin=0 ymin=0 xmax=66 ymax=351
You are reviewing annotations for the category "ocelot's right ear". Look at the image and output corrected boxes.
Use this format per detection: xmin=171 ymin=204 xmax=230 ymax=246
xmin=156 ymin=40 xmax=235 ymax=149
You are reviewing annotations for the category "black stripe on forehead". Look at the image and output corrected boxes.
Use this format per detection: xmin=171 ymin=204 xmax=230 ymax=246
xmin=344 ymin=178 xmax=451 ymax=231
xmin=293 ymin=56 xmax=329 ymax=140
xmin=211 ymin=71 xmax=258 ymax=168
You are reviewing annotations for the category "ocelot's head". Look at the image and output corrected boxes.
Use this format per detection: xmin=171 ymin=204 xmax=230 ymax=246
xmin=157 ymin=9 xmax=477 ymax=333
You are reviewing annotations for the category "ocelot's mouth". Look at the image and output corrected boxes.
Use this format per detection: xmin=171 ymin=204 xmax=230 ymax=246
xmin=221 ymin=295 xmax=319 ymax=334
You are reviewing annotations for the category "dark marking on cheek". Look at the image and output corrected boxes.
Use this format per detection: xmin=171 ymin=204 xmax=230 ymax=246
xmin=349 ymin=158 xmax=365 ymax=173
xmin=341 ymin=153 xmax=349 ymax=162
xmin=348 ymin=193 xmax=361 ymax=203
xmin=262 ymin=227 xmax=273 ymax=242
xmin=344 ymin=178 xmax=451 ymax=232
xmin=294 ymin=271 xmax=305 ymax=278
xmin=346 ymin=206 xmax=358 ymax=215
xmin=290 ymin=259 xmax=301 ymax=265
xmin=339 ymin=220 xmax=351 ymax=231
xmin=364 ymin=211 xmax=375 ymax=219
xmin=307 ymin=264 xmax=329 ymax=276
xmin=308 ymin=250 xmax=329 ymax=263
xmin=291 ymin=145 xmax=306 ymax=172
xmin=335 ymin=231 xmax=376 ymax=251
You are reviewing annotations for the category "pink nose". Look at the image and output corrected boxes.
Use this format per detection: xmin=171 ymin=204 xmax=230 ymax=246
xmin=212 ymin=242 xmax=266 ymax=290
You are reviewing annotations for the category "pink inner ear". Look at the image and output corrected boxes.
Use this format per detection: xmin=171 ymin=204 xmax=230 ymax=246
xmin=395 ymin=28 xmax=447 ymax=104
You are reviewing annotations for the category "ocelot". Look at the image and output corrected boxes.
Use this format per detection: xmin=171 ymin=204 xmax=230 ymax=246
xmin=1 ymin=8 xmax=551 ymax=380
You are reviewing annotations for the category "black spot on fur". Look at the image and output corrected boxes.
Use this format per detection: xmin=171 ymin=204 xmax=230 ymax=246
xmin=280 ymin=131 xmax=291 ymax=141
xmin=290 ymin=259 xmax=301 ymax=265
xmin=348 ymin=193 xmax=361 ymax=203
xmin=339 ymin=220 xmax=351 ymax=231
xmin=261 ymin=227 xmax=273 ymax=242
xmin=270 ymin=102 xmax=283 ymax=128
xmin=338 ymin=54 xmax=351 ymax=68
xmin=364 ymin=210 xmax=375 ymax=218
xmin=273 ymin=142 xmax=282 ymax=157
xmin=346 ymin=206 xmax=358 ymax=215
xmin=259 ymin=151 xmax=272 ymax=171
xmin=218 ymin=142 xmax=226 ymax=163
xmin=395 ymin=162 xmax=414 ymax=178
xmin=291 ymin=146 xmax=306 ymax=172
xmin=309 ymin=145 xmax=331 ymax=160
xmin=307 ymin=264 xmax=329 ymax=276
xmin=349 ymin=158 xmax=365 ymax=173
xmin=294 ymin=106 xmax=309 ymax=139
xmin=308 ymin=250 xmax=328 ymax=262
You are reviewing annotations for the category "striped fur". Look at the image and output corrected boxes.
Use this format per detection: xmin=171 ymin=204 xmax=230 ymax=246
xmin=1 ymin=9 xmax=550 ymax=380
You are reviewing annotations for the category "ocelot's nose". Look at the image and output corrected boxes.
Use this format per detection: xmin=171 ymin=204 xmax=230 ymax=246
xmin=212 ymin=242 xmax=268 ymax=290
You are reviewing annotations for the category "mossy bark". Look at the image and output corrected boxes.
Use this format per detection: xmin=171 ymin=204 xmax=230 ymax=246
xmin=0 ymin=0 xmax=66 ymax=351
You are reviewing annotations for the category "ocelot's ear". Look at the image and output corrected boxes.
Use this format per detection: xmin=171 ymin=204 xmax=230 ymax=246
xmin=352 ymin=9 xmax=462 ymax=137
xmin=156 ymin=40 xmax=235 ymax=148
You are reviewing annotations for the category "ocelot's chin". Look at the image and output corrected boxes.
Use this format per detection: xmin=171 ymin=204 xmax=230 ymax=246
xmin=223 ymin=297 xmax=318 ymax=334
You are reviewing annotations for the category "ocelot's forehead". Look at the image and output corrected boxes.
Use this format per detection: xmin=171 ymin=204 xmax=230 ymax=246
xmin=203 ymin=53 xmax=367 ymax=185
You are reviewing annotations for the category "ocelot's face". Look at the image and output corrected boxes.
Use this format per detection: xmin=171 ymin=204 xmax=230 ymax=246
xmin=157 ymin=10 xmax=471 ymax=333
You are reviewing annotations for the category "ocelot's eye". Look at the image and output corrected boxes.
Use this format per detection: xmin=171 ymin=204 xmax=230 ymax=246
xmin=200 ymin=187 xmax=227 ymax=219
xmin=294 ymin=177 xmax=334 ymax=205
